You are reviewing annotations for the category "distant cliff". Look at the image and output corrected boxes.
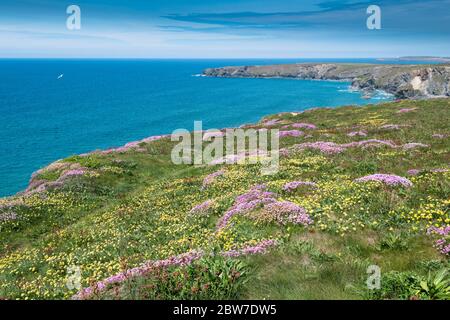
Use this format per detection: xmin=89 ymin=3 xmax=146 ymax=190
xmin=203 ymin=63 xmax=450 ymax=99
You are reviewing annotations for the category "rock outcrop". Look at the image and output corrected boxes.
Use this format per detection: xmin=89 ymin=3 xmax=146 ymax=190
xmin=203 ymin=63 xmax=450 ymax=99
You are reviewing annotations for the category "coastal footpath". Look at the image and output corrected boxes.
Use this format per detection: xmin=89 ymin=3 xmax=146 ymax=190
xmin=203 ymin=63 xmax=450 ymax=99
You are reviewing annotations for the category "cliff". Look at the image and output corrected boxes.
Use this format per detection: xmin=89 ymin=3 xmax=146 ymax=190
xmin=203 ymin=63 xmax=450 ymax=99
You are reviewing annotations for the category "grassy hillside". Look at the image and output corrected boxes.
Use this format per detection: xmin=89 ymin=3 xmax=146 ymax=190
xmin=0 ymin=98 xmax=449 ymax=300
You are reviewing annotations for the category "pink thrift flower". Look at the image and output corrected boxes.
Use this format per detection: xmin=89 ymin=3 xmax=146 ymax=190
xmin=278 ymin=130 xmax=304 ymax=138
xmin=283 ymin=181 xmax=317 ymax=192
xmin=354 ymin=174 xmax=413 ymax=187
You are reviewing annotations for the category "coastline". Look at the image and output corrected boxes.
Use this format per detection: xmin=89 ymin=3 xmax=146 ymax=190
xmin=203 ymin=62 xmax=450 ymax=99
xmin=3 ymin=96 xmax=447 ymax=200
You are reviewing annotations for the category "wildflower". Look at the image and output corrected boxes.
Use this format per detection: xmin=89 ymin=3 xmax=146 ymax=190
xmin=278 ymin=130 xmax=304 ymax=138
xmin=262 ymin=119 xmax=280 ymax=126
xmin=347 ymin=130 xmax=367 ymax=137
xmin=354 ymin=174 xmax=413 ymax=187
xmin=189 ymin=200 xmax=214 ymax=215
xmin=0 ymin=212 xmax=18 ymax=222
xmin=261 ymin=201 xmax=313 ymax=226
xmin=427 ymin=226 xmax=450 ymax=256
xmin=282 ymin=123 xmax=317 ymax=130
xmin=283 ymin=181 xmax=317 ymax=192
xmin=407 ymin=169 xmax=421 ymax=176
xmin=294 ymin=141 xmax=345 ymax=154
xmin=62 ymin=169 xmax=86 ymax=177
xmin=222 ymin=239 xmax=278 ymax=257
xmin=216 ymin=185 xmax=276 ymax=230
xmin=202 ymin=169 xmax=225 ymax=188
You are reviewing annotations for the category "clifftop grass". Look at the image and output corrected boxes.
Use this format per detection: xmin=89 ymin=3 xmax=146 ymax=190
xmin=0 ymin=98 xmax=449 ymax=300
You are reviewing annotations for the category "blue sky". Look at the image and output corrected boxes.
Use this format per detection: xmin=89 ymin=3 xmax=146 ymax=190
xmin=0 ymin=0 xmax=449 ymax=58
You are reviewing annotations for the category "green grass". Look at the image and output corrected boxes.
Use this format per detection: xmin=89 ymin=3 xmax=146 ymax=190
xmin=0 ymin=98 xmax=449 ymax=300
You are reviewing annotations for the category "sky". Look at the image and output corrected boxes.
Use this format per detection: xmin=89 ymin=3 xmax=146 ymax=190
xmin=0 ymin=0 xmax=449 ymax=58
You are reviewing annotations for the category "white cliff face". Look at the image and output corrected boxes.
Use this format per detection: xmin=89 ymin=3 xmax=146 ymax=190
xmin=411 ymin=76 xmax=425 ymax=91
xmin=204 ymin=63 xmax=450 ymax=99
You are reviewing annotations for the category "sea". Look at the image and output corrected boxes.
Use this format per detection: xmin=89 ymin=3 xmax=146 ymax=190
xmin=0 ymin=58 xmax=439 ymax=197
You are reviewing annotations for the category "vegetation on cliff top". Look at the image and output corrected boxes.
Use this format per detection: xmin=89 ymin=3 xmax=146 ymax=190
xmin=0 ymin=98 xmax=449 ymax=300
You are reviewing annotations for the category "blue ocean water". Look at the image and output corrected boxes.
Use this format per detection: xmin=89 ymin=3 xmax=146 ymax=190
xmin=0 ymin=58 xmax=434 ymax=197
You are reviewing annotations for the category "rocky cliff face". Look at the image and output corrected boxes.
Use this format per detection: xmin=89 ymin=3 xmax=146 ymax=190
xmin=203 ymin=63 xmax=450 ymax=99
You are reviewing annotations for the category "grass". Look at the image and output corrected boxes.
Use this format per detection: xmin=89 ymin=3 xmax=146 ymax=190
xmin=0 ymin=98 xmax=449 ymax=300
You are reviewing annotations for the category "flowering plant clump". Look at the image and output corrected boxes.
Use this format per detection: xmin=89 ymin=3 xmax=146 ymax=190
xmin=407 ymin=169 xmax=421 ymax=176
xmin=222 ymin=239 xmax=278 ymax=257
xmin=262 ymin=119 xmax=281 ymax=126
xmin=283 ymin=181 xmax=318 ymax=192
xmin=61 ymin=168 xmax=86 ymax=177
xmin=427 ymin=226 xmax=450 ymax=256
xmin=278 ymin=130 xmax=304 ymax=138
xmin=343 ymin=139 xmax=397 ymax=149
xmin=293 ymin=139 xmax=399 ymax=155
xmin=282 ymin=123 xmax=317 ymax=130
xmin=189 ymin=200 xmax=214 ymax=215
xmin=216 ymin=185 xmax=276 ymax=230
xmin=256 ymin=201 xmax=312 ymax=226
xmin=294 ymin=141 xmax=346 ymax=154
xmin=355 ymin=174 xmax=413 ymax=187
xmin=202 ymin=169 xmax=225 ymax=188
xmin=0 ymin=211 xmax=18 ymax=223
xmin=262 ymin=201 xmax=312 ymax=226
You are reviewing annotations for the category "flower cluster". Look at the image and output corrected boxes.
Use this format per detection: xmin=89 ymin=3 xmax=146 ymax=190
xmin=82 ymin=134 xmax=167 ymax=156
xmin=427 ymin=226 xmax=450 ymax=256
xmin=354 ymin=174 xmax=413 ymax=187
xmin=293 ymin=139 xmax=404 ymax=154
xmin=294 ymin=141 xmax=346 ymax=154
xmin=222 ymin=239 xmax=278 ymax=257
xmin=216 ymin=185 xmax=276 ymax=230
xmin=262 ymin=119 xmax=281 ymax=126
xmin=283 ymin=181 xmax=317 ymax=192
xmin=257 ymin=201 xmax=312 ymax=226
xmin=278 ymin=130 xmax=304 ymax=138
xmin=0 ymin=211 xmax=18 ymax=222
xmin=282 ymin=123 xmax=317 ymax=130
xmin=202 ymin=169 xmax=225 ymax=188
xmin=189 ymin=200 xmax=214 ymax=215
